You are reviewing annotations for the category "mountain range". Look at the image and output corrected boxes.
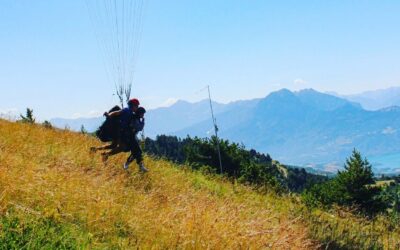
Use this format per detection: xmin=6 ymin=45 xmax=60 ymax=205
xmin=51 ymin=87 xmax=400 ymax=174
xmin=333 ymin=86 xmax=400 ymax=110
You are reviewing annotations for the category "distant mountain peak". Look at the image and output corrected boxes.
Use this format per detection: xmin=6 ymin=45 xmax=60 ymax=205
xmin=265 ymin=88 xmax=296 ymax=99
xmin=171 ymin=100 xmax=191 ymax=106
xmin=256 ymin=89 xmax=302 ymax=114
xmin=259 ymin=88 xmax=354 ymax=112
xmin=296 ymin=88 xmax=336 ymax=97
xmin=274 ymin=88 xmax=294 ymax=94
xmin=296 ymin=88 xmax=319 ymax=94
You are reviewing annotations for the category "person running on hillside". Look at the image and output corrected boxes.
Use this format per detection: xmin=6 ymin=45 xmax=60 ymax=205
xmin=101 ymin=106 xmax=148 ymax=172
xmin=91 ymin=98 xmax=140 ymax=153
xmin=105 ymin=98 xmax=140 ymax=131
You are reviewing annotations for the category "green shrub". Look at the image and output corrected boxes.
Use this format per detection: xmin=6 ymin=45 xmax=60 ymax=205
xmin=0 ymin=214 xmax=90 ymax=249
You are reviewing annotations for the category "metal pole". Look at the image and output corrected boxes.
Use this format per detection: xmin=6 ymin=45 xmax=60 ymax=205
xmin=207 ymin=85 xmax=223 ymax=174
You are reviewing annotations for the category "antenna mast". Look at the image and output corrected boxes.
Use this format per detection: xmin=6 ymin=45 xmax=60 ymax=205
xmin=207 ymin=85 xmax=223 ymax=174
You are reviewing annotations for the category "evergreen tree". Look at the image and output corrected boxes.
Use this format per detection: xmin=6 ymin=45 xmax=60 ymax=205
xmin=42 ymin=120 xmax=53 ymax=129
xmin=303 ymin=149 xmax=386 ymax=214
xmin=19 ymin=108 xmax=35 ymax=124
xmin=335 ymin=149 xmax=380 ymax=210
xmin=80 ymin=125 xmax=87 ymax=134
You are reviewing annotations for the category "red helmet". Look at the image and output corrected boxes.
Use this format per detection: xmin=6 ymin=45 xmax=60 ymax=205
xmin=128 ymin=98 xmax=140 ymax=107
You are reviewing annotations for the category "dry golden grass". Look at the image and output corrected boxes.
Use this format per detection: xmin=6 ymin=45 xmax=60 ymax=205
xmin=0 ymin=119 xmax=317 ymax=249
xmin=304 ymin=205 xmax=400 ymax=249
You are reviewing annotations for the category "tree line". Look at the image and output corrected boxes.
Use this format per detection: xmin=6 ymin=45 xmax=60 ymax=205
xmin=144 ymin=135 xmax=327 ymax=193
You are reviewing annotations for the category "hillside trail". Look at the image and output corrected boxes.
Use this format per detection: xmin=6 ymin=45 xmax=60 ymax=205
xmin=0 ymin=120 xmax=318 ymax=249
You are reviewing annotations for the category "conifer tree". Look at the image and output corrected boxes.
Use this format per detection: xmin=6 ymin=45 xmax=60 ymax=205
xmin=20 ymin=108 xmax=35 ymax=124
xmin=42 ymin=120 xmax=53 ymax=129
xmin=80 ymin=125 xmax=87 ymax=134
xmin=335 ymin=149 xmax=378 ymax=209
xmin=303 ymin=149 xmax=386 ymax=214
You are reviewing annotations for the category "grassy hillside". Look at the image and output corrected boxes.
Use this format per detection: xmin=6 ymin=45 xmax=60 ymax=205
xmin=0 ymin=119 xmax=316 ymax=249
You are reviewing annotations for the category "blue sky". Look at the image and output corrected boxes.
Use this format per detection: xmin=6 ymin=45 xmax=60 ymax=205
xmin=1 ymin=0 xmax=400 ymax=120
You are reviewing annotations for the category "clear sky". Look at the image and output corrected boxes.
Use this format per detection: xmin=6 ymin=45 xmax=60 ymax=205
xmin=1 ymin=0 xmax=400 ymax=120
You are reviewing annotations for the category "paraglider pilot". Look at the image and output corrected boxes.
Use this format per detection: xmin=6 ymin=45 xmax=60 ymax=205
xmin=93 ymin=98 xmax=148 ymax=172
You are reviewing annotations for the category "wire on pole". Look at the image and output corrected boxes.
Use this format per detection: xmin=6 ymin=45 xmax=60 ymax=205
xmin=207 ymin=85 xmax=223 ymax=174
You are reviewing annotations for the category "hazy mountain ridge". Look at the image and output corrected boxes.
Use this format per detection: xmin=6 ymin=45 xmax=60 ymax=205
xmin=341 ymin=86 xmax=400 ymax=110
xmin=174 ymin=89 xmax=400 ymax=173
xmin=145 ymin=98 xmax=261 ymax=136
xmin=50 ymin=88 xmax=400 ymax=173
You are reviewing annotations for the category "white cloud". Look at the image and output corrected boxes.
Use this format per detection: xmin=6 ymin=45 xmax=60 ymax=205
xmin=382 ymin=126 xmax=397 ymax=135
xmin=294 ymin=78 xmax=307 ymax=85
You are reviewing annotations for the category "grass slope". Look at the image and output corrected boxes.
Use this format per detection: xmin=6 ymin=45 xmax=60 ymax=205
xmin=0 ymin=119 xmax=316 ymax=249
